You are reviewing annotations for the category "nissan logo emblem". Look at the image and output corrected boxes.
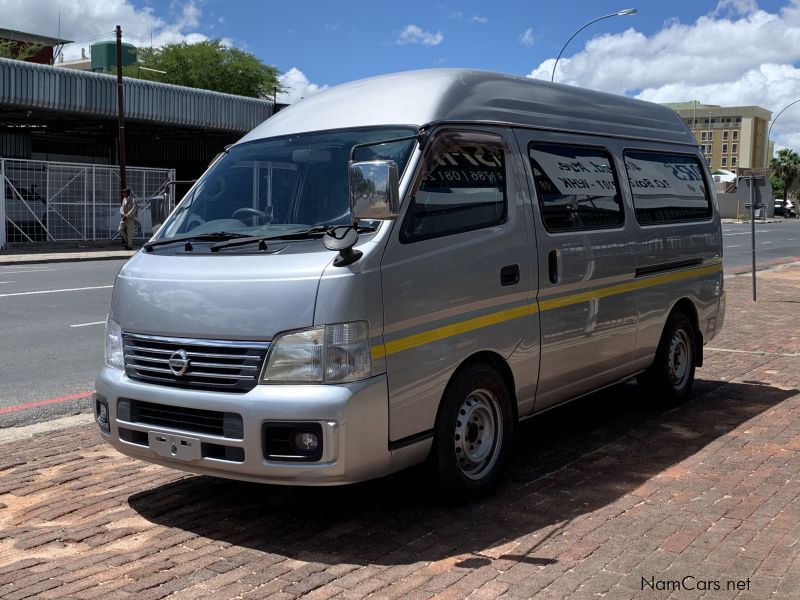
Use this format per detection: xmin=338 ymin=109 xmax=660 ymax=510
xmin=168 ymin=349 xmax=190 ymax=376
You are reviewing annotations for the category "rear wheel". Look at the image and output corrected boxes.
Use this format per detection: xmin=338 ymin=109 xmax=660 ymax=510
xmin=430 ymin=364 xmax=514 ymax=498
xmin=639 ymin=311 xmax=697 ymax=405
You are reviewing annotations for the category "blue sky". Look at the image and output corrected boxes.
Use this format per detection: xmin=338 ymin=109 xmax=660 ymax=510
xmin=200 ymin=0 xmax=783 ymax=86
xmin=3 ymin=0 xmax=800 ymax=148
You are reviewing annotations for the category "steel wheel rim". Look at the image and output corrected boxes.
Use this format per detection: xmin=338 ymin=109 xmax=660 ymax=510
xmin=668 ymin=328 xmax=691 ymax=389
xmin=453 ymin=388 xmax=503 ymax=480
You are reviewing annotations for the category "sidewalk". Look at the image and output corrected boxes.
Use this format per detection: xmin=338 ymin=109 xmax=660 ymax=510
xmin=1 ymin=267 xmax=799 ymax=599
xmin=0 ymin=245 xmax=137 ymax=266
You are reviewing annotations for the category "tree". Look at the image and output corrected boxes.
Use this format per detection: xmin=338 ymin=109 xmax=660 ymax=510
xmin=124 ymin=40 xmax=281 ymax=98
xmin=0 ymin=40 xmax=42 ymax=61
xmin=770 ymin=148 xmax=800 ymax=203
xmin=770 ymin=174 xmax=784 ymax=200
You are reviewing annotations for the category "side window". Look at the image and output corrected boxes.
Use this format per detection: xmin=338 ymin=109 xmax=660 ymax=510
xmin=401 ymin=131 xmax=506 ymax=242
xmin=528 ymin=143 xmax=624 ymax=232
xmin=624 ymin=151 xmax=712 ymax=225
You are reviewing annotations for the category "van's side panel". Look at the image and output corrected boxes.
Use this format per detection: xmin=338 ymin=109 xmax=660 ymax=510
xmin=617 ymin=143 xmax=724 ymax=367
xmin=514 ymin=130 xmax=639 ymax=412
xmin=380 ymin=126 xmax=537 ymax=444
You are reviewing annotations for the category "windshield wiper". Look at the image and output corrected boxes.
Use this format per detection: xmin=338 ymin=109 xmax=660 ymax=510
xmin=209 ymin=226 xmax=332 ymax=252
xmin=209 ymin=224 xmax=378 ymax=252
xmin=143 ymin=231 xmax=251 ymax=252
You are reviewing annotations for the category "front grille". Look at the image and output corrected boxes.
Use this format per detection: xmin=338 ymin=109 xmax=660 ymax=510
xmin=118 ymin=399 xmax=244 ymax=439
xmin=123 ymin=333 xmax=269 ymax=393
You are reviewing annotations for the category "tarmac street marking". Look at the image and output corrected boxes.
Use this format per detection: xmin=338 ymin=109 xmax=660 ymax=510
xmin=0 ymin=285 xmax=113 ymax=298
xmin=0 ymin=268 xmax=58 ymax=274
xmin=70 ymin=320 xmax=106 ymax=328
xmin=0 ymin=391 xmax=94 ymax=416
xmin=727 ymin=245 xmax=741 ymax=248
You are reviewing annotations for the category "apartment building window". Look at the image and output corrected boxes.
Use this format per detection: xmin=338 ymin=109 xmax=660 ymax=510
xmin=735 ymin=117 xmax=741 ymax=122
xmin=707 ymin=131 xmax=713 ymax=141
xmin=732 ymin=143 xmax=738 ymax=153
xmin=723 ymin=131 xmax=729 ymax=141
xmin=722 ymin=144 xmax=728 ymax=153
xmin=704 ymin=118 xmax=710 ymax=124
xmin=732 ymin=130 xmax=738 ymax=140
xmin=732 ymin=157 xmax=737 ymax=166
xmin=721 ymin=157 xmax=727 ymax=167
xmin=701 ymin=131 xmax=707 ymax=141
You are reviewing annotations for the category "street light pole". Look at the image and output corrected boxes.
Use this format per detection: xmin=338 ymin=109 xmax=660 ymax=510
xmin=766 ymin=98 xmax=800 ymax=167
xmin=550 ymin=8 xmax=637 ymax=83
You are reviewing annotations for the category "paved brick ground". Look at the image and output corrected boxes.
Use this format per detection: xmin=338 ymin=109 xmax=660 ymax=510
xmin=1 ymin=266 xmax=800 ymax=599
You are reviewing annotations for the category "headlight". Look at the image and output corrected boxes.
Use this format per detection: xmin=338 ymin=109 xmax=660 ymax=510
xmin=261 ymin=321 xmax=371 ymax=384
xmin=105 ymin=316 xmax=124 ymax=371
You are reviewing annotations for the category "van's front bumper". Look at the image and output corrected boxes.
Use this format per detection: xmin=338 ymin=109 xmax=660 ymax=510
xmin=94 ymin=366 xmax=391 ymax=485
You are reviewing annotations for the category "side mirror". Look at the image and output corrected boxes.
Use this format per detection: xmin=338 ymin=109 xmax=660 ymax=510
xmin=349 ymin=160 xmax=400 ymax=221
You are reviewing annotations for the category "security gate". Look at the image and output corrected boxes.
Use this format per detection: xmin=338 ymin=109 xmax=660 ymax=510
xmin=1 ymin=158 xmax=175 ymax=248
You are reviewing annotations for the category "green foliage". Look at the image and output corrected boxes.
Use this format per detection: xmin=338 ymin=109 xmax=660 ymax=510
xmin=769 ymin=148 xmax=800 ymax=202
xmin=123 ymin=40 xmax=281 ymax=98
xmin=770 ymin=175 xmax=784 ymax=199
xmin=0 ymin=40 xmax=42 ymax=61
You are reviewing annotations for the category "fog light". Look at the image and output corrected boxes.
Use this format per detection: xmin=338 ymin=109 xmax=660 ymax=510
xmin=95 ymin=394 xmax=109 ymax=433
xmin=292 ymin=431 xmax=319 ymax=453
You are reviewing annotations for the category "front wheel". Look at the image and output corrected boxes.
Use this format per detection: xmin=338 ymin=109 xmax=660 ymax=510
xmin=430 ymin=364 xmax=514 ymax=499
xmin=639 ymin=311 xmax=697 ymax=406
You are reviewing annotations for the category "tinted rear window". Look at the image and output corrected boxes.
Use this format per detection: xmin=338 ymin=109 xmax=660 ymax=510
xmin=623 ymin=151 xmax=712 ymax=224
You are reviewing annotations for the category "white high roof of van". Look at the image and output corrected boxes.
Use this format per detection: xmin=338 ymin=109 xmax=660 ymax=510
xmin=240 ymin=68 xmax=696 ymax=147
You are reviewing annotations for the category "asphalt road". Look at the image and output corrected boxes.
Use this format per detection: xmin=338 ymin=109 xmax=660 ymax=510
xmin=0 ymin=260 xmax=124 ymax=428
xmin=722 ymin=218 xmax=800 ymax=272
xmin=1 ymin=222 xmax=799 ymax=429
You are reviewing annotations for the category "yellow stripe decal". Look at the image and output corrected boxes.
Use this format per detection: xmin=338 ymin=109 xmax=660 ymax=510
xmin=372 ymin=262 xmax=721 ymax=360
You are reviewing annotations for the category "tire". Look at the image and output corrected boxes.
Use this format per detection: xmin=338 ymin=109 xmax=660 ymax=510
xmin=638 ymin=311 xmax=697 ymax=406
xmin=430 ymin=363 xmax=514 ymax=499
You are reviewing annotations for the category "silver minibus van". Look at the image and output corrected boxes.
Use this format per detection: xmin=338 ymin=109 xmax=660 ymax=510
xmin=95 ymin=69 xmax=725 ymax=496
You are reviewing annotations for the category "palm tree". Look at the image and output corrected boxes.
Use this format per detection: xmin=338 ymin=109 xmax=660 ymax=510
xmin=770 ymin=148 xmax=800 ymax=204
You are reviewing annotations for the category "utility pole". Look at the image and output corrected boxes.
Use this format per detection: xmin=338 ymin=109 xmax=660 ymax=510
xmin=749 ymin=176 xmax=756 ymax=301
xmin=115 ymin=25 xmax=127 ymax=192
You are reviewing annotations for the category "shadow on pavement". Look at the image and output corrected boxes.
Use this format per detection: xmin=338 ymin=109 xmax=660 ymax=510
xmin=128 ymin=378 xmax=796 ymax=566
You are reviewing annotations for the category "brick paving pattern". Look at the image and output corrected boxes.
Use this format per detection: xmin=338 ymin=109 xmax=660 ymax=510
xmin=1 ymin=266 xmax=799 ymax=599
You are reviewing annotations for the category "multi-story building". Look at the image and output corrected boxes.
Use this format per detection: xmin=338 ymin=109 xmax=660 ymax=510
xmin=664 ymin=102 xmax=772 ymax=173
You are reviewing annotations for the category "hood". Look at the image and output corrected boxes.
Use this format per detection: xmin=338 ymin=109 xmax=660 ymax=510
xmin=113 ymin=248 xmax=334 ymax=341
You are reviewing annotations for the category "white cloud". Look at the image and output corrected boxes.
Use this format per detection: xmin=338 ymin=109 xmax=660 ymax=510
xmin=396 ymin=24 xmax=443 ymax=46
xmin=0 ymin=0 xmax=213 ymax=60
xmin=713 ymin=0 xmax=759 ymax=17
xmin=520 ymin=28 xmax=535 ymax=47
xmin=470 ymin=16 xmax=488 ymax=24
xmin=277 ymin=67 xmax=328 ymax=104
xmin=526 ymin=1 xmax=800 ymax=150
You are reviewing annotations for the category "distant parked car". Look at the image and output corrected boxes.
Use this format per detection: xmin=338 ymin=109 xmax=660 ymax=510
xmin=774 ymin=200 xmax=798 ymax=218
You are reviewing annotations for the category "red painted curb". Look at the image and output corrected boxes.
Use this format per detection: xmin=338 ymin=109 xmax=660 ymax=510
xmin=0 ymin=391 xmax=94 ymax=416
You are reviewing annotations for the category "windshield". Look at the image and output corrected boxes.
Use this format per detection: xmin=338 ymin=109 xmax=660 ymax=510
xmin=158 ymin=127 xmax=417 ymax=241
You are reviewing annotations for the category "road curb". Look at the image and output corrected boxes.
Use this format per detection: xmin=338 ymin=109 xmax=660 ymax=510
xmin=0 ymin=413 xmax=93 ymax=443
xmin=0 ymin=252 xmax=136 ymax=266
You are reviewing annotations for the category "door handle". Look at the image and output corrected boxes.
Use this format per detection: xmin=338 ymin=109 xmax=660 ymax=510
xmin=548 ymin=250 xmax=560 ymax=284
xmin=500 ymin=264 xmax=520 ymax=286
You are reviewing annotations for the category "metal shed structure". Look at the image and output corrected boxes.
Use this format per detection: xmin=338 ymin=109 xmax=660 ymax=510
xmin=0 ymin=57 xmax=275 ymax=248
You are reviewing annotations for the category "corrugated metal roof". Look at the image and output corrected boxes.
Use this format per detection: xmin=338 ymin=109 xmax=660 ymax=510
xmin=0 ymin=57 xmax=273 ymax=133
xmin=0 ymin=28 xmax=72 ymax=46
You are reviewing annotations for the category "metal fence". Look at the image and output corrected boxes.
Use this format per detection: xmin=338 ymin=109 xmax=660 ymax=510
xmin=1 ymin=158 xmax=175 ymax=248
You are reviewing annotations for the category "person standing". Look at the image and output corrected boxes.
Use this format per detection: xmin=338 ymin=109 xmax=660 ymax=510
xmin=118 ymin=187 xmax=138 ymax=250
